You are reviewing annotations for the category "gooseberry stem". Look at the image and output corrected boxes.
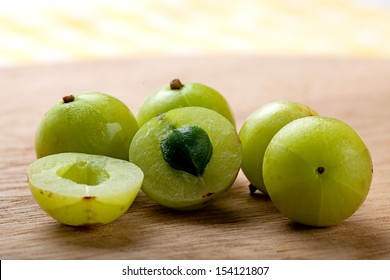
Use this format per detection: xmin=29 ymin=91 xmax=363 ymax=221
xmin=63 ymin=95 xmax=75 ymax=103
xmin=170 ymin=79 xmax=183 ymax=90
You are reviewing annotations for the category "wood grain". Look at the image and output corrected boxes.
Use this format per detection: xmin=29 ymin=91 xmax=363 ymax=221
xmin=1 ymin=56 xmax=390 ymax=260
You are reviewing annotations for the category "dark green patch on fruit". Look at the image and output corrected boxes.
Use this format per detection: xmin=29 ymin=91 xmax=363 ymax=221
xmin=160 ymin=125 xmax=213 ymax=176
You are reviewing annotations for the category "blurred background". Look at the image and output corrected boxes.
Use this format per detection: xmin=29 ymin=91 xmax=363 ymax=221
xmin=1 ymin=0 xmax=390 ymax=68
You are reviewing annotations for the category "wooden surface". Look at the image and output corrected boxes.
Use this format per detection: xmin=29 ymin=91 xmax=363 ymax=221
xmin=1 ymin=56 xmax=390 ymax=260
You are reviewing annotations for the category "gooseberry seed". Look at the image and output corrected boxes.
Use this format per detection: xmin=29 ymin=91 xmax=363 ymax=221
xmin=160 ymin=125 xmax=213 ymax=177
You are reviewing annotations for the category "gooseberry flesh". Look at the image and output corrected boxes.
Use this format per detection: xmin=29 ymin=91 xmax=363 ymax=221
xmin=129 ymin=106 xmax=242 ymax=210
xmin=27 ymin=152 xmax=144 ymax=226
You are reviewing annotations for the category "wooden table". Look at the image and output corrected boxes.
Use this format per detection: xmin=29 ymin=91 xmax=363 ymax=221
xmin=1 ymin=56 xmax=389 ymax=260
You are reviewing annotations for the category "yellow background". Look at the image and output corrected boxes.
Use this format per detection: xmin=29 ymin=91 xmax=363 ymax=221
xmin=1 ymin=0 xmax=390 ymax=67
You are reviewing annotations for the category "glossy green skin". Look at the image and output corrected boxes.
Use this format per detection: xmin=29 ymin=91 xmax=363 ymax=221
xmin=35 ymin=92 xmax=138 ymax=160
xmin=263 ymin=117 xmax=373 ymax=227
xmin=27 ymin=152 xmax=144 ymax=226
xmin=129 ymin=107 xmax=242 ymax=210
xmin=137 ymin=82 xmax=235 ymax=127
xmin=239 ymin=101 xmax=318 ymax=194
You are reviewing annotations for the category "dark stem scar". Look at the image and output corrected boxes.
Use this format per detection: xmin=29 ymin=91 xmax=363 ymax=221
xmin=317 ymin=167 xmax=325 ymax=174
xmin=170 ymin=79 xmax=183 ymax=90
xmin=63 ymin=95 xmax=75 ymax=103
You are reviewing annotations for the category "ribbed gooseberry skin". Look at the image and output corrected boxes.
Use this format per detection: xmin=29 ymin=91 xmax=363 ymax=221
xmin=263 ymin=116 xmax=373 ymax=227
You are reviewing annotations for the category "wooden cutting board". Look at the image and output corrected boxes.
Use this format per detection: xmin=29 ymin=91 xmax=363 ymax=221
xmin=1 ymin=56 xmax=389 ymax=260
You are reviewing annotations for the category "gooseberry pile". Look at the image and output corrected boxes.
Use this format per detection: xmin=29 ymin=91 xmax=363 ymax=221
xmin=27 ymin=79 xmax=373 ymax=227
